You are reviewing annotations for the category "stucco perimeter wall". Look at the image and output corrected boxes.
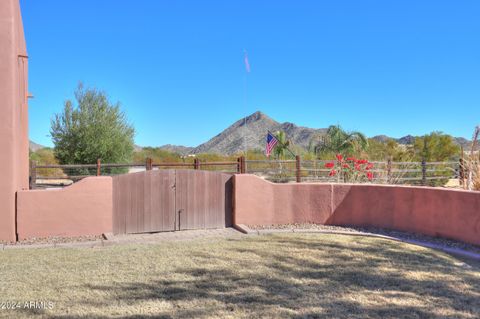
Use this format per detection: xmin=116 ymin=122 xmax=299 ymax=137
xmin=234 ymin=175 xmax=480 ymax=246
xmin=330 ymin=184 xmax=480 ymax=246
xmin=234 ymin=174 xmax=333 ymax=225
xmin=16 ymin=177 xmax=113 ymax=240
xmin=0 ymin=0 xmax=29 ymax=241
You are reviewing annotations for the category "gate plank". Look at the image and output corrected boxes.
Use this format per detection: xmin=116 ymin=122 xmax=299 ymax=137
xmin=136 ymin=172 xmax=145 ymax=233
xmin=125 ymin=173 xmax=136 ymax=234
xmin=143 ymin=170 xmax=152 ymax=232
xmin=113 ymin=170 xmax=176 ymax=234
xmin=159 ymin=170 xmax=176 ymax=231
xmin=175 ymin=170 xmax=232 ymax=230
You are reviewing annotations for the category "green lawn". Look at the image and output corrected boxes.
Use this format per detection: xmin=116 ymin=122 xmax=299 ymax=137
xmin=1 ymin=233 xmax=479 ymax=318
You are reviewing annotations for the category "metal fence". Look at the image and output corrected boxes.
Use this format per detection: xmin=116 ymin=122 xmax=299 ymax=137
xmin=242 ymin=159 xmax=459 ymax=185
xmin=30 ymin=158 xmax=242 ymax=189
xmin=30 ymin=157 xmax=460 ymax=189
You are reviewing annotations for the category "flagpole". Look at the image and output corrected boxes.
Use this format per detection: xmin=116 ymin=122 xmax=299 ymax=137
xmin=243 ymin=50 xmax=249 ymax=159
xmin=243 ymin=69 xmax=247 ymax=159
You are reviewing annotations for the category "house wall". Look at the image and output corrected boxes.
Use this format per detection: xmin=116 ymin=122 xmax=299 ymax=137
xmin=0 ymin=0 xmax=29 ymax=241
xmin=16 ymin=177 xmax=113 ymax=240
xmin=234 ymin=175 xmax=480 ymax=246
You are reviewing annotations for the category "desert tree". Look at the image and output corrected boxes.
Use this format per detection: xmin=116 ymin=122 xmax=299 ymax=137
xmin=366 ymin=138 xmax=414 ymax=161
xmin=413 ymin=132 xmax=460 ymax=162
xmin=50 ymin=83 xmax=135 ymax=166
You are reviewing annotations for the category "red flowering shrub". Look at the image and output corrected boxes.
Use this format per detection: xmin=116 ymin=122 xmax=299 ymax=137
xmin=325 ymin=162 xmax=335 ymax=169
xmin=324 ymin=154 xmax=374 ymax=183
xmin=366 ymin=171 xmax=374 ymax=180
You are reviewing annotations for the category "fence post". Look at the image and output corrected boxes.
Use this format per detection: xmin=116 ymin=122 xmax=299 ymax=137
xmin=237 ymin=157 xmax=241 ymax=173
xmin=240 ymin=156 xmax=246 ymax=174
xmin=29 ymin=160 xmax=37 ymax=189
xmin=296 ymin=155 xmax=301 ymax=183
xmin=194 ymin=158 xmax=200 ymax=170
xmin=459 ymin=157 xmax=464 ymax=187
xmin=421 ymin=158 xmax=427 ymax=186
xmin=145 ymin=157 xmax=153 ymax=171
xmin=387 ymin=159 xmax=392 ymax=184
xmin=96 ymin=159 xmax=101 ymax=176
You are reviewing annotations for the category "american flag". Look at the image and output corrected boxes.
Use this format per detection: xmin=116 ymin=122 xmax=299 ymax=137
xmin=265 ymin=132 xmax=278 ymax=157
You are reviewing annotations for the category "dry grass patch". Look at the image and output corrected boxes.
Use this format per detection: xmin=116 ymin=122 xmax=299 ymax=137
xmin=0 ymin=233 xmax=479 ymax=318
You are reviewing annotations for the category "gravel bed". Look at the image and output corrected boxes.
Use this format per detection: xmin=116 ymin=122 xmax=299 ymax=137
xmin=248 ymin=223 xmax=480 ymax=254
xmin=1 ymin=235 xmax=103 ymax=246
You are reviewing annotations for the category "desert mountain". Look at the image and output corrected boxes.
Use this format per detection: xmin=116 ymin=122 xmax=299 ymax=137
xmin=30 ymin=111 xmax=475 ymax=155
xmin=158 ymin=112 xmax=474 ymax=155
xmin=188 ymin=111 xmax=326 ymax=155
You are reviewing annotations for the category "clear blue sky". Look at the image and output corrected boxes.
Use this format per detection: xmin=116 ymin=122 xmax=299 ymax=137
xmin=21 ymin=0 xmax=480 ymax=147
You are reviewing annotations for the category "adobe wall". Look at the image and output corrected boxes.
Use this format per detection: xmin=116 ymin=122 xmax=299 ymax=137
xmin=234 ymin=175 xmax=480 ymax=246
xmin=233 ymin=175 xmax=333 ymax=225
xmin=330 ymin=184 xmax=480 ymax=246
xmin=0 ymin=0 xmax=29 ymax=241
xmin=16 ymin=177 xmax=113 ymax=240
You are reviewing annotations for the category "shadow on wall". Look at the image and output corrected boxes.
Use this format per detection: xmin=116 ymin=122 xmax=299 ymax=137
xmin=234 ymin=175 xmax=480 ymax=246
xmin=224 ymin=177 xmax=233 ymax=227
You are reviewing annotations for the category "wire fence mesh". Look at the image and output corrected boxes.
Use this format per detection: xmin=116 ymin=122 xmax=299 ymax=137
xmin=31 ymin=158 xmax=461 ymax=189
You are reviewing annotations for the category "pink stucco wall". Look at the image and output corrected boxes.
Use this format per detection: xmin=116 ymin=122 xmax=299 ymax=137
xmin=0 ymin=0 xmax=29 ymax=241
xmin=16 ymin=177 xmax=113 ymax=240
xmin=233 ymin=175 xmax=333 ymax=225
xmin=234 ymin=175 xmax=480 ymax=246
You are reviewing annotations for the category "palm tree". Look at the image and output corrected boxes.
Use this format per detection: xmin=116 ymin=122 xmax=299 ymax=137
xmin=314 ymin=125 xmax=368 ymax=157
xmin=272 ymin=130 xmax=292 ymax=182
xmin=273 ymin=131 xmax=291 ymax=160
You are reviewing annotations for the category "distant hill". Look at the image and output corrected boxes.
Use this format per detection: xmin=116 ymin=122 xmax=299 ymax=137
xmin=30 ymin=112 xmax=476 ymax=155
xmin=29 ymin=141 xmax=147 ymax=153
xmin=372 ymin=134 xmax=475 ymax=150
xmin=371 ymin=135 xmax=392 ymax=143
xmin=397 ymin=135 xmax=416 ymax=145
xmin=157 ymin=144 xmax=194 ymax=154
xmin=453 ymin=137 xmax=473 ymax=150
xmin=133 ymin=144 xmax=143 ymax=152
xmin=29 ymin=140 xmax=46 ymax=152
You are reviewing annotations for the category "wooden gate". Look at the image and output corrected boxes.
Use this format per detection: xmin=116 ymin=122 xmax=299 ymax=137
xmin=113 ymin=170 xmax=233 ymax=234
